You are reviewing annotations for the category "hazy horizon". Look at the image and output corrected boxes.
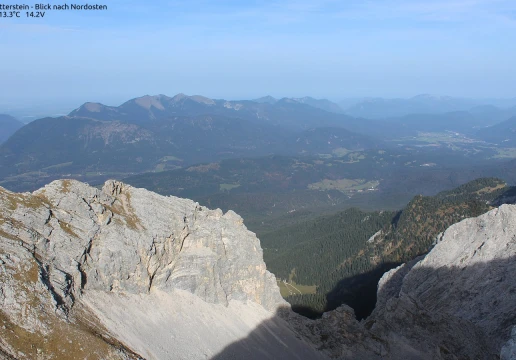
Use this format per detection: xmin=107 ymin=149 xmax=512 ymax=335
xmin=2 ymin=0 xmax=516 ymax=105
xmin=2 ymin=92 xmax=516 ymax=119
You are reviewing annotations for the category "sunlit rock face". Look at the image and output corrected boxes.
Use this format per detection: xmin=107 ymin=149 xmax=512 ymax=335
xmin=0 ymin=179 xmax=325 ymax=359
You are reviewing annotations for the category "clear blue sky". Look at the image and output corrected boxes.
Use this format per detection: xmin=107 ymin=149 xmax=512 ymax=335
xmin=1 ymin=0 xmax=516 ymax=106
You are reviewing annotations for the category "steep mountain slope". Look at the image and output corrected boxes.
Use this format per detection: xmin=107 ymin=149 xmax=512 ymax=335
xmin=1 ymin=179 xmax=514 ymax=359
xmin=371 ymin=204 xmax=516 ymax=353
xmin=0 ymin=114 xmax=24 ymax=144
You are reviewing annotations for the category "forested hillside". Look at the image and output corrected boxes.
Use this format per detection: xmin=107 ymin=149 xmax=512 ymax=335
xmin=260 ymin=178 xmax=511 ymax=319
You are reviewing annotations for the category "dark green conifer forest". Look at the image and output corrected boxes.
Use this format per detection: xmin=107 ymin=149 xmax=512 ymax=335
xmin=259 ymin=178 xmax=511 ymax=318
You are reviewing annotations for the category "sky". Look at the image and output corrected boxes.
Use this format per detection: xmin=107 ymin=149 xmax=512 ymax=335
xmin=1 ymin=0 xmax=516 ymax=107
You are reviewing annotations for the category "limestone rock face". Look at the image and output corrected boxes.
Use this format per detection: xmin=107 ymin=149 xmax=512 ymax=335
xmin=397 ymin=204 xmax=516 ymax=348
xmin=1 ymin=179 xmax=322 ymax=359
xmin=25 ymin=179 xmax=284 ymax=311
xmin=287 ymin=204 xmax=516 ymax=360
xmin=367 ymin=204 xmax=516 ymax=359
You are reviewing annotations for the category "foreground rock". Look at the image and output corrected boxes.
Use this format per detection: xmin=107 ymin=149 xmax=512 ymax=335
xmin=285 ymin=205 xmax=516 ymax=360
xmin=1 ymin=180 xmax=515 ymax=359
xmin=0 ymin=180 xmax=324 ymax=359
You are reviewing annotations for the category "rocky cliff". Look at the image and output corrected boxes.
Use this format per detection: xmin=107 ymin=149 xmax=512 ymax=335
xmin=0 ymin=179 xmax=324 ymax=359
xmin=1 ymin=180 xmax=515 ymax=359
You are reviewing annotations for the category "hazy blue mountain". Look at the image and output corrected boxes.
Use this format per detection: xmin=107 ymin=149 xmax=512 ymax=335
xmin=252 ymin=96 xmax=278 ymax=104
xmin=69 ymin=94 xmax=363 ymax=131
xmin=344 ymin=94 xmax=481 ymax=119
xmin=384 ymin=111 xmax=490 ymax=136
xmin=351 ymin=105 xmax=516 ymax=138
xmin=468 ymin=105 xmax=516 ymax=128
xmin=476 ymin=116 xmax=516 ymax=146
xmin=0 ymin=114 xmax=24 ymax=143
xmin=0 ymin=94 xmax=385 ymax=191
xmin=338 ymin=98 xmax=364 ymax=110
xmin=68 ymin=102 xmax=123 ymax=120
xmin=291 ymin=97 xmax=344 ymax=114
xmin=252 ymin=96 xmax=343 ymax=113
xmin=475 ymin=98 xmax=516 ymax=109
xmin=0 ymin=113 xmax=290 ymax=183
xmin=6 ymin=92 xmax=514 ymax=193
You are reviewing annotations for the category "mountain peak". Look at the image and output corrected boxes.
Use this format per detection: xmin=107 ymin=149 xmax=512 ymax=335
xmin=277 ymin=97 xmax=300 ymax=104
xmin=133 ymin=95 xmax=168 ymax=110
xmin=80 ymin=102 xmax=106 ymax=112
xmin=253 ymin=95 xmax=278 ymax=104
xmin=171 ymin=93 xmax=215 ymax=105
xmin=68 ymin=102 xmax=118 ymax=118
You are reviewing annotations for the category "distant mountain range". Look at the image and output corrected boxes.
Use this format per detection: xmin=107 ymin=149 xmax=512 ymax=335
xmin=70 ymin=94 xmax=356 ymax=130
xmin=1 ymin=92 xmax=516 ymax=192
xmin=0 ymin=94 xmax=382 ymax=191
xmin=342 ymin=94 xmax=482 ymax=119
xmin=251 ymin=94 xmax=516 ymax=123
xmin=0 ymin=114 xmax=23 ymax=144
xmin=253 ymin=96 xmax=344 ymax=114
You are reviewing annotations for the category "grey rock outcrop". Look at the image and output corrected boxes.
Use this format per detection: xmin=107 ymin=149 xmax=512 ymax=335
xmin=285 ymin=204 xmax=516 ymax=360
xmin=367 ymin=204 xmax=516 ymax=358
xmin=1 ymin=179 xmax=323 ymax=359
xmin=31 ymin=179 xmax=284 ymax=310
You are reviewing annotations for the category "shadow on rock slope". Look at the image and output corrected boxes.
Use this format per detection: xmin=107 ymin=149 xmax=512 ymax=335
xmin=212 ymin=255 xmax=516 ymax=360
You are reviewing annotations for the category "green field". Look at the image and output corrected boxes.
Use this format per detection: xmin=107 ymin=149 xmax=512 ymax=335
xmin=219 ymin=183 xmax=240 ymax=191
xmin=276 ymin=279 xmax=317 ymax=297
